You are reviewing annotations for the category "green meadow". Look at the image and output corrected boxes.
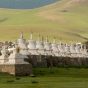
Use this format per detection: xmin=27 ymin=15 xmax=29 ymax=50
xmin=0 ymin=68 xmax=88 ymax=88
xmin=0 ymin=0 xmax=88 ymax=42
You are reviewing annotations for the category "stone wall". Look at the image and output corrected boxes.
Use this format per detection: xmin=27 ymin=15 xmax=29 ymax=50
xmin=0 ymin=64 xmax=32 ymax=76
xmin=27 ymin=55 xmax=47 ymax=67
xmin=0 ymin=65 xmax=15 ymax=75
xmin=26 ymin=55 xmax=88 ymax=67
xmin=15 ymin=64 xmax=32 ymax=76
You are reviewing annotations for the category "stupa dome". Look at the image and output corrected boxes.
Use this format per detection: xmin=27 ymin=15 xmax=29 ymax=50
xmin=36 ymin=35 xmax=44 ymax=50
xmin=51 ymin=38 xmax=58 ymax=52
xmin=17 ymin=32 xmax=27 ymax=49
xmin=44 ymin=37 xmax=51 ymax=51
xmin=28 ymin=33 xmax=36 ymax=50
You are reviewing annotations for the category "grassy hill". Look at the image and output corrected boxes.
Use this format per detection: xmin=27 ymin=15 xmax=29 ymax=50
xmin=0 ymin=0 xmax=88 ymax=42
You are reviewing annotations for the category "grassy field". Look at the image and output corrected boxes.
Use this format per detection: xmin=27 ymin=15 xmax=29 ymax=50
xmin=0 ymin=0 xmax=88 ymax=42
xmin=0 ymin=68 xmax=88 ymax=88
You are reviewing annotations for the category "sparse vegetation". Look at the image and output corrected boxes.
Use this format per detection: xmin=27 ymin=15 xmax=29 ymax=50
xmin=31 ymin=80 xmax=39 ymax=84
xmin=6 ymin=80 xmax=15 ymax=83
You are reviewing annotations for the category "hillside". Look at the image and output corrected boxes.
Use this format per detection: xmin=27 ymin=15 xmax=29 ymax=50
xmin=38 ymin=0 xmax=88 ymax=42
xmin=0 ymin=0 xmax=88 ymax=42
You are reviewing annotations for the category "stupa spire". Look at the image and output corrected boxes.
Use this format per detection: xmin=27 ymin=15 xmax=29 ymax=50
xmin=20 ymin=32 xmax=23 ymax=39
xmin=30 ymin=32 xmax=33 ymax=40
xmin=38 ymin=33 xmax=40 ymax=41
xmin=53 ymin=37 xmax=56 ymax=43
xmin=46 ymin=36 xmax=48 ymax=42
xmin=41 ymin=36 xmax=44 ymax=42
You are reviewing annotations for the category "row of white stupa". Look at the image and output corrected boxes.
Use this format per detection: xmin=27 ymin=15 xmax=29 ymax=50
xmin=9 ymin=32 xmax=88 ymax=58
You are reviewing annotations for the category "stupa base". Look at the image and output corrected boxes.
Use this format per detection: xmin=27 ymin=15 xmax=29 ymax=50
xmin=0 ymin=64 xmax=32 ymax=76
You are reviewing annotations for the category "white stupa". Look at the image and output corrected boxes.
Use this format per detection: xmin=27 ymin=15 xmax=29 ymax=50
xmin=44 ymin=37 xmax=52 ymax=56
xmin=28 ymin=33 xmax=38 ymax=55
xmin=36 ymin=35 xmax=45 ymax=55
xmin=17 ymin=32 xmax=27 ymax=49
xmin=75 ymin=43 xmax=82 ymax=57
xmin=51 ymin=38 xmax=59 ymax=56
xmin=81 ymin=45 xmax=88 ymax=57
xmin=58 ymin=43 xmax=65 ymax=57
xmin=28 ymin=33 xmax=36 ymax=49
xmin=6 ymin=47 xmax=28 ymax=64
xmin=70 ymin=44 xmax=77 ymax=57
xmin=64 ymin=44 xmax=71 ymax=57
xmin=0 ymin=46 xmax=9 ymax=64
xmin=17 ymin=32 xmax=29 ymax=55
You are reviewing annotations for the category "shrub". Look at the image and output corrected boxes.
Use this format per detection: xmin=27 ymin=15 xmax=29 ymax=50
xmin=31 ymin=80 xmax=39 ymax=84
xmin=15 ymin=77 xmax=21 ymax=80
xmin=6 ymin=80 xmax=15 ymax=83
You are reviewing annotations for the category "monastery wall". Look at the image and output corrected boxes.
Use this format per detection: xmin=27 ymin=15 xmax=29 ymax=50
xmin=0 ymin=33 xmax=88 ymax=75
xmin=26 ymin=55 xmax=88 ymax=67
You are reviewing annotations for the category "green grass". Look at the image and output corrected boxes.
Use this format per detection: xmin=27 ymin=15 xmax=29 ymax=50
xmin=0 ymin=68 xmax=88 ymax=88
xmin=0 ymin=0 xmax=88 ymax=42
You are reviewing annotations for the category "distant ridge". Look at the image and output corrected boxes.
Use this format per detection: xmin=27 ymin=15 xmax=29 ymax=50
xmin=60 ymin=0 xmax=87 ymax=9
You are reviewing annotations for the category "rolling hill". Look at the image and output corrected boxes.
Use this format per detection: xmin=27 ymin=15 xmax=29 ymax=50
xmin=0 ymin=0 xmax=88 ymax=43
